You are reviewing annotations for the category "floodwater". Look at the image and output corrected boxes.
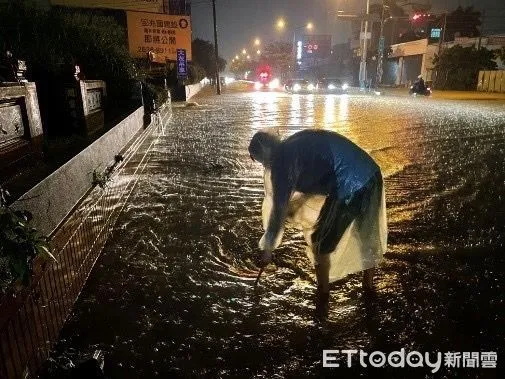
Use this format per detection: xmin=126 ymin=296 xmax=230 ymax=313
xmin=50 ymin=91 xmax=505 ymax=378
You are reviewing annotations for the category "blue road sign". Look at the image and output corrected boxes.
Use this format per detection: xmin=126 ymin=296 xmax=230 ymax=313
xmin=177 ymin=49 xmax=188 ymax=79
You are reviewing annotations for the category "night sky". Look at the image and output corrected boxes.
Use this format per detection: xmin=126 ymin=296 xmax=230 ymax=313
xmin=191 ymin=0 xmax=505 ymax=62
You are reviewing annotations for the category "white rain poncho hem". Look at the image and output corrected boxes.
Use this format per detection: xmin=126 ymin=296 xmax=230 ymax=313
xmin=261 ymin=169 xmax=387 ymax=283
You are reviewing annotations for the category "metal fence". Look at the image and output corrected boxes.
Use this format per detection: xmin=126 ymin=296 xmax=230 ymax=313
xmin=0 ymin=106 xmax=169 ymax=378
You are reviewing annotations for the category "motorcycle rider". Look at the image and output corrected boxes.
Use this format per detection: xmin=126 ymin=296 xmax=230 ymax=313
xmin=413 ymin=74 xmax=426 ymax=94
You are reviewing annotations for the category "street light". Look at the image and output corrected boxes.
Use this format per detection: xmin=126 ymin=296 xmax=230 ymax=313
xmin=235 ymin=55 xmax=239 ymax=60
xmin=254 ymin=38 xmax=261 ymax=46
xmin=276 ymin=18 xmax=286 ymax=30
xmin=242 ymin=49 xmax=247 ymax=55
xmin=256 ymin=49 xmax=261 ymax=55
xmin=307 ymin=22 xmax=313 ymax=31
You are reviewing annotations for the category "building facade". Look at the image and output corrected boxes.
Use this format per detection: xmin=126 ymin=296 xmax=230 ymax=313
xmin=384 ymin=35 xmax=505 ymax=86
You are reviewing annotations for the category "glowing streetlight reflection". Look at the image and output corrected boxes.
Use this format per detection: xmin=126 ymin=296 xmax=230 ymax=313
xmin=305 ymin=94 xmax=314 ymax=127
xmin=289 ymin=93 xmax=301 ymax=127
xmin=338 ymin=95 xmax=349 ymax=123
xmin=324 ymin=96 xmax=336 ymax=126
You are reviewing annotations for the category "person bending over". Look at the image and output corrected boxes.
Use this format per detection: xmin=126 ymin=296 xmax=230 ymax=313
xmin=249 ymin=129 xmax=387 ymax=318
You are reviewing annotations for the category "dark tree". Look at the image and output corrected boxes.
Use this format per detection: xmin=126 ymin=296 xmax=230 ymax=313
xmin=191 ymin=38 xmax=226 ymax=79
xmin=261 ymin=41 xmax=292 ymax=77
xmin=443 ymin=6 xmax=482 ymax=41
xmin=433 ymin=45 xmax=496 ymax=90
xmin=229 ymin=57 xmax=256 ymax=77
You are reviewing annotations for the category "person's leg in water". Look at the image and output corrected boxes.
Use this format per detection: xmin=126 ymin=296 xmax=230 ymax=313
xmin=312 ymin=196 xmax=354 ymax=319
xmin=314 ymin=253 xmax=331 ymax=319
xmin=311 ymin=184 xmax=378 ymax=318
xmin=362 ymin=267 xmax=375 ymax=291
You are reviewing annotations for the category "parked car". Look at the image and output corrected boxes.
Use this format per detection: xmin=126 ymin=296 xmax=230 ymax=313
xmin=317 ymin=78 xmax=349 ymax=94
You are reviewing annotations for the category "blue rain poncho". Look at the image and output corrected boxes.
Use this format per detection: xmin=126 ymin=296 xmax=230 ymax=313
xmin=249 ymin=130 xmax=387 ymax=282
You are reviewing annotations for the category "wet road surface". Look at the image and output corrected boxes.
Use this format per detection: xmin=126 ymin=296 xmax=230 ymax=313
xmin=51 ymin=91 xmax=505 ymax=378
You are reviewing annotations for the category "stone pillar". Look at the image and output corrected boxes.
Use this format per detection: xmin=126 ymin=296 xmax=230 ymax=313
xmin=0 ymin=82 xmax=43 ymax=170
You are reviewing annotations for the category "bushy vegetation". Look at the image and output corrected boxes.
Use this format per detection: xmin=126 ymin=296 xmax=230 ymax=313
xmin=0 ymin=186 xmax=55 ymax=295
xmin=0 ymin=1 xmax=137 ymax=104
xmin=433 ymin=46 xmax=497 ymax=90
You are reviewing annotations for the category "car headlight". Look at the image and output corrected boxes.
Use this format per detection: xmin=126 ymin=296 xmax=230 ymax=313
xmin=293 ymin=83 xmax=301 ymax=92
xmin=307 ymin=83 xmax=314 ymax=91
xmin=328 ymin=84 xmax=336 ymax=90
xmin=341 ymin=83 xmax=349 ymax=90
xmin=254 ymin=82 xmax=262 ymax=90
xmin=269 ymin=78 xmax=280 ymax=89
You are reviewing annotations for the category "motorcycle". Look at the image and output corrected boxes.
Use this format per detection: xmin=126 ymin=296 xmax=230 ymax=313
xmin=409 ymin=83 xmax=432 ymax=96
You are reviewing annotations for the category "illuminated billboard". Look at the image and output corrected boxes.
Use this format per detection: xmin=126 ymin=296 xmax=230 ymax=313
xmin=127 ymin=12 xmax=192 ymax=63
xmin=302 ymin=35 xmax=332 ymax=59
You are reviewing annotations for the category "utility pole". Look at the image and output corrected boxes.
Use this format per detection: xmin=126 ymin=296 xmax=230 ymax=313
xmin=212 ymin=0 xmax=221 ymax=95
xmin=359 ymin=0 xmax=370 ymax=89
xmin=376 ymin=2 xmax=388 ymax=87
xmin=438 ymin=13 xmax=447 ymax=54
xmin=478 ymin=10 xmax=485 ymax=49
xmin=435 ymin=13 xmax=447 ymax=89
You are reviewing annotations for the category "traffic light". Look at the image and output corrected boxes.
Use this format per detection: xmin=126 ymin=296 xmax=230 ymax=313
xmin=411 ymin=13 xmax=432 ymax=21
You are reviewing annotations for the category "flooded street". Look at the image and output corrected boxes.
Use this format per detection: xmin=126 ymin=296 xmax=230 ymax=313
xmin=52 ymin=91 xmax=505 ymax=378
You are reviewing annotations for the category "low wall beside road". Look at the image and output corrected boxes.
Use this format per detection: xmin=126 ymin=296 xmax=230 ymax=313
xmin=185 ymin=82 xmax=204 ymax=101
xmin=1 ymin=101 xmax=172 ymax=379
xmin=477 ymin=70 xmax=505 ymax=93
xmin=11 ymin=102 xmax=171 ymax=237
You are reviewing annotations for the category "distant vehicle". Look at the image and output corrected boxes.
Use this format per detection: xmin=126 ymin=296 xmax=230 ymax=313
xmin=284 ymin=79 xmax=317 ymax=94
xmin=409 ymin=84 xmax=432 ymax=96
xmin=317 ymin=78 xmax=349 ymax=94
xmin=409 ymin=77 xmax=432 ymax=96
xmin=254 ymin=64 xmax=280 ymax=91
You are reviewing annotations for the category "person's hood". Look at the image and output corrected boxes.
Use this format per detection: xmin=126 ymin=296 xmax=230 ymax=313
xmin=248 ymin=131 xmax=281 ymax=168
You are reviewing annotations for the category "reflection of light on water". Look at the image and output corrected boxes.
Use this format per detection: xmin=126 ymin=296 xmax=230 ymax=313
xmin=289 ymin=94 xmax=301 ymax=127
xmin=324 ymin=95 xmax=336 ymax=126
xmin=251 ymin=92 xmax=279 ymax=129
xmin=252 ymin=93 xmax=262 ymax=130
xmin=305 ymin=94 xmax=314 ymax=126
xmin=338 ymin=95 xmax=349 ymax=122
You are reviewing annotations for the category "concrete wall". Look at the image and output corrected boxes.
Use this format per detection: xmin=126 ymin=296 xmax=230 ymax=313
xmin=185 ymin=82 xmax=204 ymax=101
xmin=390 ymin=39 xmax=429 ymax=58
xmin=477 ymin=70 xmax=505 ymax=93
xmin=11 ymin=101 xmax=170 ymax=236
